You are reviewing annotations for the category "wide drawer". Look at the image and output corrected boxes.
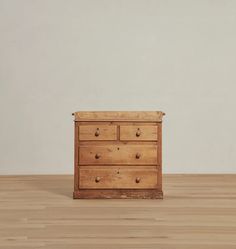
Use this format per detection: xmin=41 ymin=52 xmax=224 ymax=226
xmin=120 ymin=125 xmax=158 ymax=141
xmin=79 ymin=125 xmax=117 ymax=140
xmin=79 ymin=145 xmax=158 ymax=165
xmin=79 ymin=166 xmax=158 ymax=189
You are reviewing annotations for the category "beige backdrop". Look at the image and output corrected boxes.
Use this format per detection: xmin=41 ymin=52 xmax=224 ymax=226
xmin=0 ymin=0 xmax=235 ymax=174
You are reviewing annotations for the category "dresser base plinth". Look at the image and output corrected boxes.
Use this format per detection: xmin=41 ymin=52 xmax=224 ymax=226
xmin=73 ymin=189 xmax=163 ymax=199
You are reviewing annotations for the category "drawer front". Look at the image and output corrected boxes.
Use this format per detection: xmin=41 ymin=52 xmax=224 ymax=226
xmin=79 ymin=145 xmax=158 ymax=165
xmin=79 ymin=125 xmax=117 ymax=141
xmin=79 ymin=166 xmax=158 ymax=189
xmin=120 ymin=125 xmax=158 ymax=141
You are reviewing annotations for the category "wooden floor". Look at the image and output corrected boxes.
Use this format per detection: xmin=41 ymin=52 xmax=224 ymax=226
xmin=0 ymin=175 xmax=236 ymax=249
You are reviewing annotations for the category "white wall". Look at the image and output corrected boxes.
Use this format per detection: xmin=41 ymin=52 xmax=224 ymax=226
xmin=0 ymin=0 xmax=236 ymax=174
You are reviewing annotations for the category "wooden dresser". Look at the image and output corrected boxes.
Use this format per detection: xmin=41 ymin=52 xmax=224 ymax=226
xmin=72 ymin=111 xmax=165 ymax=199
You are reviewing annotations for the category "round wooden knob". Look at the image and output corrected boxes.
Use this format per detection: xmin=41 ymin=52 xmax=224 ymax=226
xmin=95 ymin=128 xmax=100 ymax=137
xmin=136 ymin=153 xmax=141 ymax=159
xmin=95 ymin=176 xmax=101 ymax=182
xmin=136 ymin=177 xmax=141 ymax=183
xmin=95 ymin=153 xmax=101 ymax=159
xmin=136 ymin=128 xmax=141 ymax=137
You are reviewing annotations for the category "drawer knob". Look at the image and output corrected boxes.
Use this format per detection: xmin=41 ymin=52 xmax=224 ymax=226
xmin=136 ymin=177 xmax=141 ymax=183
xmin=95 ymin=153 xmax=101 ymax=159
xmin=136 ymin=128 xmax=141 ymax=137
xmin=95 ymin=176 xmax=101 ymax=182
xmin=95 ymin=128 xmax=100 ymax=137
xmin=136 ymin=153 xmax=141 ymax=159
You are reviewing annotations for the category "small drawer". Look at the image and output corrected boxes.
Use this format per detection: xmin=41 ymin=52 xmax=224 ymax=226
xmin=79 ymin=125 xmax=117 ymax=141
xmin=79 ymin=166 xmax=158 ymax=189
xmin=79 ymin=145 xmax=158 ymax=165
xmin=120 ymin=125 xmax=158 ymax=141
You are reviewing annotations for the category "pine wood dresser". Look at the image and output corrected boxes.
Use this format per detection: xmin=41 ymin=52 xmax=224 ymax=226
xmin=72 ymin=111 xmax=165 ymax=199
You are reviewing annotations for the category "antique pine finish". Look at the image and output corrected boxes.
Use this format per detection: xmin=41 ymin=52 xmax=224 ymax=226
xmin=73 ymin=111 xmax=165 ymax=199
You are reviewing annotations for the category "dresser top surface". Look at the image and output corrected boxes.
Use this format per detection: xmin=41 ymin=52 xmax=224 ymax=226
xmin=73 ymin=111 xmax=165 ymax=122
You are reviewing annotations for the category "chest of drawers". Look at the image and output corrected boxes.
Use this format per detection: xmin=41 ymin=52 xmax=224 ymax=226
xmin=72 ymin=111 xmax=165 ymax=199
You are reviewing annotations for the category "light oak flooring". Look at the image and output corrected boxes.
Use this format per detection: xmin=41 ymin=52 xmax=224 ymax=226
xmin=0 ymin=175 xmax=236 ymax=249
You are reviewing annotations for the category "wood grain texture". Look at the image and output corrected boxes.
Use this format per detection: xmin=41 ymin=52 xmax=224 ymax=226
xmin=79 ymin=125 xmax=117 ymax=141
xmin=79 ymin=166 xmax=158 ymax=189
xmin=120 ymin=125 xmax=158 ymax=141
xmin=73 ymin=111 xmax=165 ymax=122
xmin=79 ymin=144 xmax=158 ymax=165
xmin=0 ymin=175 xmax=236 ymax=249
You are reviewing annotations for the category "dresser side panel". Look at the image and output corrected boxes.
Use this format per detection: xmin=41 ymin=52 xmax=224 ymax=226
xmin=157 ymin=122 xmax=163 ymax=192
xmin=74 ymin=122 xmax=79 ymax=193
